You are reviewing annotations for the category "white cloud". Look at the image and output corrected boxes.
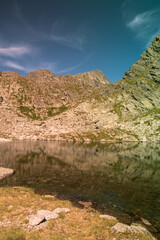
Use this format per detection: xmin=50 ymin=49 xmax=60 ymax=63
xmin=122 ymin=0 xmax=132 ymax=9
xmin=4 ymin=61 xmax=26 ymax=71
xmin=57 ymin=61 xmax=85 ymax=74
xmin=2 ymin=60 xmax=57 ymax=74
xmin=126 ymin=9 xmax=160 ymax=42
xmin=51 ymin=35 xmax=85 ymax=51
xmin=127 ymin=10 xmax=155 ymax=30
xmin=50 ymin=19 xmax=86 ymax=51
xmin=0 ymin=45 xmax=31 ymax=58
xmin=56 ymin=54 xmax=93 ymax=74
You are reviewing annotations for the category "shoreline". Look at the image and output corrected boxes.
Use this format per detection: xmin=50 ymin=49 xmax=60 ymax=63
xmin=0 ymin=186 xmax=157 ymax=240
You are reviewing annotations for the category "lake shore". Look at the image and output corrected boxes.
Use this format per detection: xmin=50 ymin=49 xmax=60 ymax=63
xmin=0 ymin=186 xmax=157 ymax=240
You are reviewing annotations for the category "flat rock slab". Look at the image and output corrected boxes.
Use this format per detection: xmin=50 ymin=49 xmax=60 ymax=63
xmin=99 ymin=214 xmax=117 ymax=221
xmin=28 ymin=214 xmax=45 ymax=226
xmin=37 ymin=210 xmax=59 ymax=220
xmin=53 ymin=208 xmax=70 ymax=214
xmin=0 ymin=167 xmax=14 ymax=180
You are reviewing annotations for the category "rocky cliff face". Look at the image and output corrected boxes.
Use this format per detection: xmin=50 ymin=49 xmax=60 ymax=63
xmin=1 ymin=35 xmax=160 ymax=142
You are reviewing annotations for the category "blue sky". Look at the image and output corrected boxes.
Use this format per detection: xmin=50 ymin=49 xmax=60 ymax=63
xmin=0 ymin=0 xmax=160 ymax=83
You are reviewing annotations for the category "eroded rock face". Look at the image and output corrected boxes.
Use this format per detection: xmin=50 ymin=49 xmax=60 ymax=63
xmin=0 ymin=35 xmax=160 ymax=141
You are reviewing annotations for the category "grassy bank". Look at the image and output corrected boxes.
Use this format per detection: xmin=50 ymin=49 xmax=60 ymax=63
xmin=0 ymin=187 xmax=154 ymax=240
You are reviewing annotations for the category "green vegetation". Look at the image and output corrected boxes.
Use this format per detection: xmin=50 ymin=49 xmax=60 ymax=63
xmin=142 ymin=108 xmax=160 ymax=117
xmin=47 ymin=105 xmax=68 ymax=117
xmin=133 ymin=108 xmax=160 ymax=121
xmin=19 ymin=106 xmax=41 ymax=120
xmin=156 ymin=126 xmax=160 ymax=132
xmin=113 ymin=102 xmax=123 ymax=119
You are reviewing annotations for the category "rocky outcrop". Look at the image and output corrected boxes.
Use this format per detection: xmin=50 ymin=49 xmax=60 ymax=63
xmin=1 ymin=35 xmax=160 ymax=141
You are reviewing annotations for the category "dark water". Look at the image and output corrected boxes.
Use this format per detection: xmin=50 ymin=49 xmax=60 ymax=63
xmin=0 ymin=140 xmax=160 ymax=231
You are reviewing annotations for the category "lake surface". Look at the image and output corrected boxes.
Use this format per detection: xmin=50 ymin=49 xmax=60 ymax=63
xmin=0 ymin=140 xmax=160 ymax=231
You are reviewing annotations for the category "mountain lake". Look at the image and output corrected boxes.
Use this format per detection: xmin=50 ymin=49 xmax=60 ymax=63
xmin=0 ymin=140 xmax=160 ymax=233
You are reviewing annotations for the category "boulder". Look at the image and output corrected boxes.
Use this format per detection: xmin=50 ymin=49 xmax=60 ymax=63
xmin=28 ymin=214 xmax=45 ymax=226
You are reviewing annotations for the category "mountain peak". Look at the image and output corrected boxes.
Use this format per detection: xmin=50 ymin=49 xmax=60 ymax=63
xmin=26 ymin=69 xmax=57 ymax=81
xmin=122 ymin=35 xmax=160 ymax=83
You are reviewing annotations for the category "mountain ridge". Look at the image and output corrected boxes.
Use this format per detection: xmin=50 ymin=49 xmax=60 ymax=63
xmin=1 ymin=36 xmax=160 ymax=142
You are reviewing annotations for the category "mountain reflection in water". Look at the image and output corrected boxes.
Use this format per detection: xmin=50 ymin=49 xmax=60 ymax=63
xmin=0 ymin=140 xmax=160 ymax=229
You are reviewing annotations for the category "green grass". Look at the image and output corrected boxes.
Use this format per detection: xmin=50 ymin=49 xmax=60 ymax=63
xmin=47 ymin=105 xmax=68 ymax=117
xmin=113 ymin=103 xmax=123 ymax=119
xmin=19 ymin=106 xmax=41 ymax=120
xmin=0 ymin=186 xmax=155 ymax=240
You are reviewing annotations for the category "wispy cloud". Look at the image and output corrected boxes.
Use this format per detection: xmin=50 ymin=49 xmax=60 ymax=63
xmin=57 ymin=54 xmax=92 ymax=74
xmin=57 ymin=61 xmax=85 ymax=74
xmin=50 ymin=35 xmax=85 ymax=51
xmin=127 ymin=10 xmax=158 ymax=30
xmin=50 ymin=19 xmax=86 ymax=51
xmin=122 ymin=0 xmax=132 ymax=9
xmin=4 ymin=61 xmax=26 ymax=71
xmin=126 ymin=9 xmax=160 ymax=43
xmin=1 ymin=59 xmax=57 ymax=74
xmin=0 ymin=45 xmax=32 ymax=58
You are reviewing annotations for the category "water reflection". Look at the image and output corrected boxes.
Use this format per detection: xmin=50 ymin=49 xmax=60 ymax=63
xmin=0 ymin=140 xmax=160 ymax=229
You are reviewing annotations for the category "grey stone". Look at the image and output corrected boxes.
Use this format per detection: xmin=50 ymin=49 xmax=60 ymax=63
xmin=53 ymin=208 xmax=70 ymax=214
xmin=37 ymin=210 xmax=59 ymax=220
xmin=112 ymin=223 xmax=132 ymax=233
xmin=28 ymin=214 xmax=45 ymax=226
xmin=99 ymin=214 xmax=117 ymax=221
xmin=0 ymin=167 xmax=14 ymax=180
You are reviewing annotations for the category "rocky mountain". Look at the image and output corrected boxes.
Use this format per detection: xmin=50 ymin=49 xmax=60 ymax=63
xmin=1 ymin=35 xmax=160 ymax=142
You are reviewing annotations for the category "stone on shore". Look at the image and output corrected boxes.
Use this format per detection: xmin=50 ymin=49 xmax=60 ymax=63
xmin=99 ymin=214 xmax=117 ymax=221
xmin=0 ymin=167 xmax=14 ymax=180
xmin=37 ymin=210 xmax=59 ymax=220
xmin=28 ymin=214 xmax=45 ymax=226
xmin=53 ymin=208 xmax=70 ymax=214
xmin=78 ymin=201 xmax=93 ymax=207
xmin=112 ymin=223 xmax=132 ymax=233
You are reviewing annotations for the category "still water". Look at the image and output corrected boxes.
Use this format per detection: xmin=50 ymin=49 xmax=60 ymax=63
xmin=0 ymin=140 xmax=160 ymax=230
